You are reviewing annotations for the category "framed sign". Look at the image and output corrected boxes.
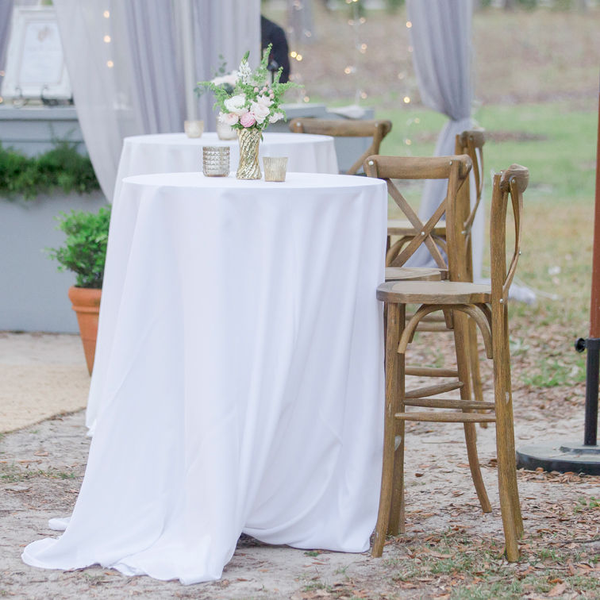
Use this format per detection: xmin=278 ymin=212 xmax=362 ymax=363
xmin=1 ymin=7 xmax=72 ymax=101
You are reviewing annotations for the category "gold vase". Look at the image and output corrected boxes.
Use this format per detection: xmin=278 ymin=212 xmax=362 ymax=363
xmin=236 ymin=128 xmax=262 ymax=180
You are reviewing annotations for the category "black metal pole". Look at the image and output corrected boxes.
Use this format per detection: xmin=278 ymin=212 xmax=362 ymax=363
xmin=584 ymin=338 xmax=600 ymax=445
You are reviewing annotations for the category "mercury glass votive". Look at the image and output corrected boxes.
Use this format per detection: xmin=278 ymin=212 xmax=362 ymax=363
xmin=184 ymin=120 xmax=204 ymax=138
xmin=263 ymin=156 xmax=288 ymax=182
xmin=202 ymin=146 xmax=230 ymax=177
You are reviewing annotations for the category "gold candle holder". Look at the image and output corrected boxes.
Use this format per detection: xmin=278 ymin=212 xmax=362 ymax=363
xmin=263 ymin=156 xmax=288 ymax=182
xmin=203 ymin=146 xmax=230 ymax=177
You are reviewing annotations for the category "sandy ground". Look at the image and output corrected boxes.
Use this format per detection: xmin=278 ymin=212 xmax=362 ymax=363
xmin=1 ymin=334 xmax=600 ymax=599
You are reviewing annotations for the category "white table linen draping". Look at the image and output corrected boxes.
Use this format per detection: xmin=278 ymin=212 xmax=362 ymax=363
xmin=22 ymin=172 xmax=387 ymax=585
xmin=113 ymin=132 xmax=339 ymax=203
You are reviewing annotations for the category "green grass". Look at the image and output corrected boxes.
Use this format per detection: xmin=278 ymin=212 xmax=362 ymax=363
xmin=376 ymin=100 xmax=598 ymax=206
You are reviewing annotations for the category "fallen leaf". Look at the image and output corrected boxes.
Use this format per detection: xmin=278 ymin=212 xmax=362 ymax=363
xmin=548 ymin=582 xmax=567 ymax=597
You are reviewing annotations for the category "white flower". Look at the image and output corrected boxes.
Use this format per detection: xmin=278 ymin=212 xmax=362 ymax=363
xmin=224 ymin=94 xmax=248 ymax=116
xmin=250 ymin=101 xmax=270 ymax=124
xmin=256 ymin=94 xmax=273 ymax=108
xmin=238 ymin=59 xmax=252 ymax=84
xmin=211 ymin=71 xmax=238 ymax=87
xmin=219 ymin=112 xmax=239 ymax=126
xmin=269 ymin=112 xmax=284 ymax=124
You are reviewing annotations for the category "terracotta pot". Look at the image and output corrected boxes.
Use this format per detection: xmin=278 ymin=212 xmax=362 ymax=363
xmin=68 ymin=286 xmax=101 ymax=375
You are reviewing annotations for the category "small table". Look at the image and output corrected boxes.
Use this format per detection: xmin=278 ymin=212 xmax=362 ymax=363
xmin=113 ymin=132 xmax=339 ymax=202
xmin=23 ymin=172 xmax=387 ymax=584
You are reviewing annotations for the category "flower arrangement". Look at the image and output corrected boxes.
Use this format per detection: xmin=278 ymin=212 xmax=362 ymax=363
xmin=196 ymin=44 xmax=300 ymax=132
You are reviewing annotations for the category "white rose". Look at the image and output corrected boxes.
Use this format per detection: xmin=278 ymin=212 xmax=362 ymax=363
xmin=256 ymin=94 xmax=273 ymax=108
xmin=250 ymin=101 xmax=270 ymax=124
xmin=219 ymin=112 xmax=239 ymax=126
xmin=224 ymin=94 xmax=247 ymax=116
xmin=269 ymin=112 xmax=284 ymax=124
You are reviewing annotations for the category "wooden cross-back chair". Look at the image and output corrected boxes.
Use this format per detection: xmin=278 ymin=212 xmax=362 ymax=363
xmin=386 ymin=129 xmax=486 ymax=269
xmin=364 ymin=154 xmax=472 ymax=280
xmin=372 ymin=164 xmax=529 ymax=563
xmin=289 ymin=118 xmax=392 ymax=175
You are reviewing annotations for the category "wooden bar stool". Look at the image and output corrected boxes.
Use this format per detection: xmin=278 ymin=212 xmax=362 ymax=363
xmin=372 ymin=165 xmax=529 ymax=562
xmin=289 ymin=118 xmax=392 ymax=175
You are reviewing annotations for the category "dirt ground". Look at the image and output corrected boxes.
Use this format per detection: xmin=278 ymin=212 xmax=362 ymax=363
xmin=2 ymin=334 xmax=600 ymax=599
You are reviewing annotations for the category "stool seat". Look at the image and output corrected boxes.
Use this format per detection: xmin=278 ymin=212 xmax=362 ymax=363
xmin=377 ymin=280 xmax=491 ymax=304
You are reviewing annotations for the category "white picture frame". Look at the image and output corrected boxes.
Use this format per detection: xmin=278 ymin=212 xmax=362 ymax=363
xmin=1 ymin=7 xmax=72 ymax=101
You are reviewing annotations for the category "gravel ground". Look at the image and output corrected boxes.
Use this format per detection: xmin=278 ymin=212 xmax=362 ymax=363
xmin=1 ymin=334 xmax=599 ymax=599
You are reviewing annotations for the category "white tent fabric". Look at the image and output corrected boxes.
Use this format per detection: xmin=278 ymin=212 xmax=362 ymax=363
xmin=406 ymin=0 xmax=484 ymax=280
xmin=53 ymin=0 xmax=260 ymax=202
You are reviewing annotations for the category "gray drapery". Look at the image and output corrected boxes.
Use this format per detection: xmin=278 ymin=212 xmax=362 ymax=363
xmin=406 ymin=0 xmax=483 ymax=279
xmin=53 ymin=0 xmax=260 ymax=202
xmin=0 ymin=0 xmax=14 ymax=78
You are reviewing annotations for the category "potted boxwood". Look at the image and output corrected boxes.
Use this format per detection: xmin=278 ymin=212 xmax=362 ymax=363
xmin=48 ymin=206 xmax=111 ymax=374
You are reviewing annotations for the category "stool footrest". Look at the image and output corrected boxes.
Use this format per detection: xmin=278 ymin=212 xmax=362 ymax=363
xmin=405 ymin=381 xmax=462 ymax=398
xmin=404 ymin=397 xmax=495 ymax=410
xmin=395 ymin=411 xmax=497 ymax=423
xmin=405 ymin=366 xmax=459 ymax=377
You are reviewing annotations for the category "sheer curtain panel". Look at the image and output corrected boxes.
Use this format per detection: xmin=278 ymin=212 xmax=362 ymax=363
xmin=53 ymin=0 xmax=260 ymax=202
xmin=405 ymin=0 xmax=483 ymax=278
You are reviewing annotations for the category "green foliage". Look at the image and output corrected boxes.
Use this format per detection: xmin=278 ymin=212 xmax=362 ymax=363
xmin=0 ymin=141 xmax=100 ymax=200
xmin=47 ymin=206 xmax=111 ymax=289
xmin=196 ymin=44 xmax=301 ymax=131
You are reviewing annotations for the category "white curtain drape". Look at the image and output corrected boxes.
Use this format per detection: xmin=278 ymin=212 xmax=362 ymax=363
xmin=53 ymin=0 xmax=260 ymax=202
xmin=406 ymin=0 xmax=483 ymax=279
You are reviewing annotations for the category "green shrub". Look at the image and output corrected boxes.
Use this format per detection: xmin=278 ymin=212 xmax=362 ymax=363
xmin=0 ymin=142 xmax=100 ymax=200
xmin=47 ymin=206 xmax=111 ymax=289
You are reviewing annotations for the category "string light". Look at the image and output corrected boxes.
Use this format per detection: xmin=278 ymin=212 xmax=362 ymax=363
xmin=290 ymin=51 xmax=297 ymax=58
xmin=303 ymin=95 xmax=310 ymax=103
xmin=103 ymin=10 xmax=110 ymax=18
xmin=406 ymin=21 xmax=412 ymax=28
xmin=103 ymin=35 xmax=111 ymax=43
xmin=106 ymin=60 xmax=114 ymax=68
xmin=403 ymin=96 xmax=411 ymax=104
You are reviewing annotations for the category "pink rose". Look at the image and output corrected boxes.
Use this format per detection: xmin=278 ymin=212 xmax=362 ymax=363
xmin=240 ymin=112 xmax=256 ymax=128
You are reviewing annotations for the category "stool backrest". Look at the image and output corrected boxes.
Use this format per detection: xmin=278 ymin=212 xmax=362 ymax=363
xmin=490 ymin=164 xmax=529 ymax=305
xmin=455 ymin=130 xmax=486 ymax=282
xmin=289 ymin=118 xmax=392 ymax=175
xmin=364 ymin=154 xmax=472 ymax=278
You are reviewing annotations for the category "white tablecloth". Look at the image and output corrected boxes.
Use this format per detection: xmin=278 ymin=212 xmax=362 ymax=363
xmin=113 ymin=132 xmax=339 ymax=202
xmin=23 ymin=172 xmax=387 ymax=585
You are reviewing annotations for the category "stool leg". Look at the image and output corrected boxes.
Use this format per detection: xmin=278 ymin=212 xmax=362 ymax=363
xmin=493 ymin=312 xmax=522 ymax=561
xmin=373 ymin=302 xmax=402 ymax=557
xmin=454 ymin=311 xmax=492 ymax=513
xmin=388 ymin=305 xmax=406 ymax=535
xmin=468 ymin=318 xmax=488 ymax=429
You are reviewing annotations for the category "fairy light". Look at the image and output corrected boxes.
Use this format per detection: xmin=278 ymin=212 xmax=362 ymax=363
xmin=303 ymin=95 xmax=310 ymax=103
xmin=103 ymin=10 xmax=110 ymax=18
xmin=405 ymin=139 xmax=412 ymax=146
xmin=403 ymin=96 xmax=411 ymax=104
xmin=295 ymin=54 xmax=303 ymax=62
xmin=106 ymin=60 xmax=114 ymax=68
xmin=406 ymin=21 xmax=412 ymax=28
xmin=290 ymin=50 xmax=297 ymax=58
xmin=103 ymin=35 xmax=111 ymax=43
